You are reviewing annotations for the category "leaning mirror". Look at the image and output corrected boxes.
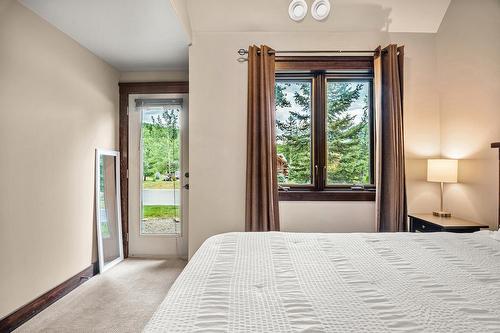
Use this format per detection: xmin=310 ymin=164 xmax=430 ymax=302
xmin=95 ymin=149 xmax=123 ymax=273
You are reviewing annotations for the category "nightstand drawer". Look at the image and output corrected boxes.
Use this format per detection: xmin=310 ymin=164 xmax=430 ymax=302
xmin=411 ymin=219 xmax=442 ymax=232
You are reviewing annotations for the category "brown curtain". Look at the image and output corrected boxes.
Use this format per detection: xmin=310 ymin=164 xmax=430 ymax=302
xmin=245 ymin=45 xmax=280 ymax=232
xmin=374 ymin=45 xmax=408 ymax=232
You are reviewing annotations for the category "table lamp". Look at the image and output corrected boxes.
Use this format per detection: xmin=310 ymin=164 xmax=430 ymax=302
xmin=427 ymin=159 xmax=458 ymax=217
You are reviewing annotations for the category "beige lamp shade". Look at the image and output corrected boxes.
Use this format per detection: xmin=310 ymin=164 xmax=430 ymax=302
xmin=427 ymin=159 xmax=458 ymax=183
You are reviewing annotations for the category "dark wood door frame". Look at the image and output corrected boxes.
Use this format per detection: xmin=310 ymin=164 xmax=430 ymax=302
xmin=119 ymin=81 xmax=189 ymax=258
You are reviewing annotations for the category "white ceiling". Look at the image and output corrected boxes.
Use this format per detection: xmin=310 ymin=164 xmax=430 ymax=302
xmin=19 ymin=0 xmax=451 ymax=71
xmin=20 ymin=0 xmax=190 ymax=71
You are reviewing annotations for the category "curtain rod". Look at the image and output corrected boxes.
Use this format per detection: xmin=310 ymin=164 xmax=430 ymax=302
xmin=237 ymin=48 xmax=375 ymax=56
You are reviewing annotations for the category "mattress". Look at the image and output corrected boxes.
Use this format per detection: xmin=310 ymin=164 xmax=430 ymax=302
xmin=144 ymin=231 xmax=500 ymax=332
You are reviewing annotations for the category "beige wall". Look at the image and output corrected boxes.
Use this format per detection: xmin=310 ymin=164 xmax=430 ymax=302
xmin=186 ymin=0 xmax=451 ymax=34
xmin=0 ymin=0 xmax=119 ymax=319
xmin=436 ymin=0 xmax=500 ymax=228
xmin=188 ymin=31 xmax=441 ymax=257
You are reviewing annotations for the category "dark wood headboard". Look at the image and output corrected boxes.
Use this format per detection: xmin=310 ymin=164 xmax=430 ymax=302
xmin=492 ymin=142 xmax=500 ymax=229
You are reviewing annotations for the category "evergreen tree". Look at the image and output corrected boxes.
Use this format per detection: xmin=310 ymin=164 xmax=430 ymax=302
xmin=275 ymin=82 xmax=312 ymax=184
xmin=326 ymin=82 xmax=369 ymax=184
xmin=275 ymin=80 xmax=370 ymax=185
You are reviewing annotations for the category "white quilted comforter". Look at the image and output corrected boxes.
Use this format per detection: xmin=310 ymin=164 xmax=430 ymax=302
xmin=144 ymin=231 xmax=500 ymax=332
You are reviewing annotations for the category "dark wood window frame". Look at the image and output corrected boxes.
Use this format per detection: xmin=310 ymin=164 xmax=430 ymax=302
xmin=276 ymin=56 xmax=375 ymax=201
xmin=119 ymin=81 xmax=188 ymax=258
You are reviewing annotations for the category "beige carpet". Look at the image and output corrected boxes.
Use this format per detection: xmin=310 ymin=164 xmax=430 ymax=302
xmin=16 ymin=258 xmax=187 ymax=333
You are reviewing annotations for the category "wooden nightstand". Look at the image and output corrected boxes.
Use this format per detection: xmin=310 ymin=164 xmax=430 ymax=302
xmin=409 ymin=214 xmax=489 ymax=233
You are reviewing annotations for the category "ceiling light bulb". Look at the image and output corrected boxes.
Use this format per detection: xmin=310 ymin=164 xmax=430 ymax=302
xmin=289 ymin=0 xmax=308 ymax=22
xmin=311 ymin=0 xmax=331 ymax=21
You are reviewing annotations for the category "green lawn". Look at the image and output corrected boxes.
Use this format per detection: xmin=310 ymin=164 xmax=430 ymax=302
xmin=143 ymin=180 xmax=180 ymax=190
xmin=143 ymin=205 xmax=179 ymax=219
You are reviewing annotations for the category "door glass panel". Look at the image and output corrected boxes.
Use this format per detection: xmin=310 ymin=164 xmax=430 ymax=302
xmin=141 ymin=105 xmax=182 ymax=235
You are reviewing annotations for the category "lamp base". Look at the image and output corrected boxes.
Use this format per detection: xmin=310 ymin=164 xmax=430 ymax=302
xmin=433 ymin=211 xmax=452 ymax=218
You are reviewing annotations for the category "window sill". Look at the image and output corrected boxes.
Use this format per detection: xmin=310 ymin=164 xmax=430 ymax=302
xmin=278 ymin=190 xmax=375 ymax=201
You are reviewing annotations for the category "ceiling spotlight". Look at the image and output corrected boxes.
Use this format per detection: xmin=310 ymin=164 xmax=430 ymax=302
xmin=311 ymin=0 xmax=331 ymax=21
xmin=289 ymin=0 xmax=308 ymax=22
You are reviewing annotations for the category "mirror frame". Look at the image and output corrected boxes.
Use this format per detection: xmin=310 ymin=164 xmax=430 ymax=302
xmin=95 ymin=149 xmax=124 ymax=273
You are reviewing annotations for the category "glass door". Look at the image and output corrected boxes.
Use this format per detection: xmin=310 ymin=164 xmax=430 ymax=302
xmin=128 ymin=94 xmax=188 ymax=257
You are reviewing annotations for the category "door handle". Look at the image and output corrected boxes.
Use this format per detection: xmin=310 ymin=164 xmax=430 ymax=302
xmin=183 ymin=184 xmax=189 ymax=190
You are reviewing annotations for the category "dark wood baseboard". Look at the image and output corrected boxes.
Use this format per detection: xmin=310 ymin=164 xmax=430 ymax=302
xmin=0 ymin=262 xmax=98 ymax=332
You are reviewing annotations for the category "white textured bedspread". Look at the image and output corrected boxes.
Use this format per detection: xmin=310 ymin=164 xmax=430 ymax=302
xmin=144 ymin=232 xmax=500 ymax=332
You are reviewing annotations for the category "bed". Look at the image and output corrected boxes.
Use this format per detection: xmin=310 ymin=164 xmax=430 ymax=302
xmin=144 ymin=231 xmax=500 ymax=332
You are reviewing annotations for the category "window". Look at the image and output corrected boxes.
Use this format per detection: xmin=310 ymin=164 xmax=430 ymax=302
xmin=275 ymin=57 xmax=375 ymax=201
